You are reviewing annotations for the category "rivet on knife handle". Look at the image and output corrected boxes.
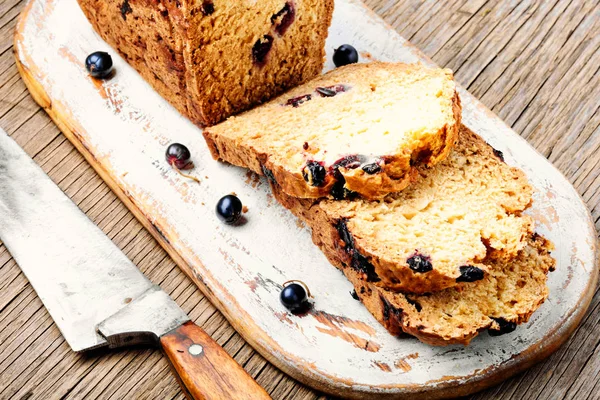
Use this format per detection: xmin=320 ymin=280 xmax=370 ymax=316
xmin=161 ymin=321 xmax=271 ymax=400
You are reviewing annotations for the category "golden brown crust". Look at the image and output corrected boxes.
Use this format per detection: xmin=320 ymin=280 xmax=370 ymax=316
xmin=77 ymin=0 xmax=334 ymax=126
xmin=204 ymin=62 xmax=462 ymax=199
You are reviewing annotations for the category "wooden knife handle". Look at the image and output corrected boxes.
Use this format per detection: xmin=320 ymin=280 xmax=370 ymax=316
xmin=160 ymin=321 xmax=271 ymax=400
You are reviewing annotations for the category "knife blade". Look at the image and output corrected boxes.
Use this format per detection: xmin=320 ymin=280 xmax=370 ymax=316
xmin=0 ymin=129 xmax=270 ymax=400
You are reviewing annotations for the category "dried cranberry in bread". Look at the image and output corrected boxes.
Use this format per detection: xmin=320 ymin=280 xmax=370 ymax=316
xmin=270 ymin=126 xmax=535 ymax=293
xmin=77 ymin=0 xmax=333 ymax=126
xmin=203 ymin=62 xmax=461 ymax=199
xmin=344 ymin=234 xmax=554 ymax=345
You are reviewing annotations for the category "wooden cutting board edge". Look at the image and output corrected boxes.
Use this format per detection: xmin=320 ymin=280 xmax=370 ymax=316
xmin=12 ymin=1 xmax=599 ymax=399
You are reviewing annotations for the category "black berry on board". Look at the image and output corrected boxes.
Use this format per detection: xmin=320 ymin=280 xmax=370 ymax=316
xmin=85 ymin=51 xmax=114 ymax=79
xmin=333 ymin=44 xmax=359 ymax=67
xmin=216 ymin=195 xmax=243 ymax=224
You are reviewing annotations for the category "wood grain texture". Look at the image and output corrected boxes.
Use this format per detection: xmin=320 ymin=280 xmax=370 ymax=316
xmin=160 ymin=321 xmax=271 ymax=400
xmin=13 ymin=0 xmax=598 ymax=397
xmin=1 ymin=1 xmax=599 ymax=400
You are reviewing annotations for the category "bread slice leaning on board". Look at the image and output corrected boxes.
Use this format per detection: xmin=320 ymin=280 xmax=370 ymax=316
xmin=271 ymin=126 xmax=536 ymax=294
xmin=203 ymin=62 xmax=461 ymax=200
xmin=269 ymin=126 xmax=554 ymax=345
xmin=344 ymin=234 xmax=554 ymax=346
xmin=77 ymin=0 xmax=334 ymax=126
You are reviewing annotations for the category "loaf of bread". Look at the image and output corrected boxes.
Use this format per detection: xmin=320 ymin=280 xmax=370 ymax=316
xmin=270 ymin=126 xmax=535 ymax=293
xmin=344 ymin=234 xmax=554 ymax=345
xmin=77 ymin=0 xmax=334 ymax=126
xmin=204 ymin=62 xmax=461 ymax=199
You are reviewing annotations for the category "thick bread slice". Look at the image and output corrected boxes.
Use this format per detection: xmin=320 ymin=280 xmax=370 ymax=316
xmin=270 ymin=126 xmax=535 ymax=293
xmin=204 ymin=62 xmax=461 ymax=199
xmin=77 ymin=0 xmax=333 ymax=126
xmin=344 ymin=234 xmax=555 ymax=345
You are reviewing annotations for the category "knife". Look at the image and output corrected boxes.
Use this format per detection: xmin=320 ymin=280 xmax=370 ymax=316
xmin=0 ymin=130 xmax=271 ymax=400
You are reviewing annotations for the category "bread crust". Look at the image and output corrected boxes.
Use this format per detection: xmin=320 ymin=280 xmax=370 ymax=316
xmin=204 ymin=62 xmax=462 ymax=199
xmin=77 ymin=0 xmax=334 ymax=126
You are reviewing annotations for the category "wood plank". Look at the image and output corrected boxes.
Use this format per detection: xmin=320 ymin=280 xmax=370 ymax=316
xmin=0 ymin=0 xmax=598 ymax=399
xmin=15 ymin=0 xmax=599 ymax=397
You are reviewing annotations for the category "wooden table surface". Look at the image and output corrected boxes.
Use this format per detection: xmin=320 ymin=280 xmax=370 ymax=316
xmin=1 ymin=0 xmax=598 ymax=399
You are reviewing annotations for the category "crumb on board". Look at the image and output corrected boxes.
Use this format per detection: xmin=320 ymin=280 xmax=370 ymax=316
xmin=242 ymin=205 xmax=249 ymax=214
xmin=231 ymin=191 xmax=237 ymax=196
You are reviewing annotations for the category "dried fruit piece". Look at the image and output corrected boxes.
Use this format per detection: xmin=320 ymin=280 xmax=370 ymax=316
xmin=407 ymin=253 xmax=433 ymax=273
xmin=302 ymin=161 xmax=326 ymax=187
xmin=253 ymin=35 xmax=274 ymax=66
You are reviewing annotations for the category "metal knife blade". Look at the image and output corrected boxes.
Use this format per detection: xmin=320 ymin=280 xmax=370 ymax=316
xmin=0 ymin=129 xmax=270 ymax=398
xmin=0 ymin=129 xmax=188 ymax=352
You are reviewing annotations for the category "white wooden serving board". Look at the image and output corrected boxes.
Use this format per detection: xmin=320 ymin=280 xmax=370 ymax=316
xmin=14 ymin=0 xmax=598 ymax=398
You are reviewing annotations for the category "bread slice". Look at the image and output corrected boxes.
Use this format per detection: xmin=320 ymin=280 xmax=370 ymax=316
xmin=270 ymin=126 xmax=535 ymax=293
xmin=344 ymin=234 xmax=554 ymax=345
xmin=203 ymin=62 xmax=461 ymax=199
xmin=77 ymin=0 xmax=333 ymax=126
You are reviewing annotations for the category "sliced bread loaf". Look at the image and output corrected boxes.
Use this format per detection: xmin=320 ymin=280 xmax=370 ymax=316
xmin=270 ymin=126 xmax=535 ymax=293
xmin=204 ymin=62 xmax=461 ymax=199
xmin=77 ymin=0 xmax=334 ymax=126
xmin=344 ymin=234 xmax=555 ymax=345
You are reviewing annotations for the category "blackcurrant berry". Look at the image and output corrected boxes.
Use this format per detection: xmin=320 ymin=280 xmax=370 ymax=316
xmin=280 ymin=282 xmax=310 ymax=313
xmin=166 ymin=143 xmax=193 ymax=170
xmin=333 ymin=44 xmax=359 ymax=67
xmin=85 ymin=51 xmax=114 ymax=79
xmin=216 ymin=195 xmax=243 ymax=224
